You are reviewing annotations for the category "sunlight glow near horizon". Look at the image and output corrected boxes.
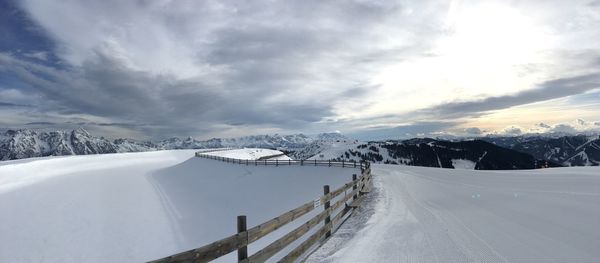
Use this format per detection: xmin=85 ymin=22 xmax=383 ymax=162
xmin=368 ymin=3 xmax=555 ymax=119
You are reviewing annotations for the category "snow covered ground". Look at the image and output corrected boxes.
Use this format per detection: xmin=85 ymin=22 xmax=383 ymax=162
xmin=308 ymin=165 xmax=600 ymax=263
xmin=202 ymin=148 xmax=291 ymax=160
xmin=305 ymin=141 xmax=360 ymax=160
xmin=0 ymin=150 xmax=354 ymax=262
xmin=5 ymin=150 xmax=598 ymax=263
xmin=451 ymin=159 xmax=477 ymax=169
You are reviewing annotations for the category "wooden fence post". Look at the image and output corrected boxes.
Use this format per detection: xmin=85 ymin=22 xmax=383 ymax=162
xmin=237 ymin=215 xmax=248 ymax=262
xmin=323 ymin=185 xmax=331 ymax=238
xmin=352 ymin=174 xmax=358 ymax=200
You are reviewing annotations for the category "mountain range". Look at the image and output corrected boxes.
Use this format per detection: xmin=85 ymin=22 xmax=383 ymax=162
xmin=0 ymin=128 xmax=347 ymax=161
xmin=481 ymin=135 xmax=600 ymax=166
xmin=303 ymin=138 xmax=561 ymax=170
xmin=1 ymin=128 xmax=599 ymax=169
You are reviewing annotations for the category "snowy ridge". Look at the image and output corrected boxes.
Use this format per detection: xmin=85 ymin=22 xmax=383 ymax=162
xmin=0 ymin=128 xmax=351 ymax=161
xmin=304 ymin=139 xmax=546 ymax=170
xmin=198 ymin=148 xmax=291 ymax=160
xmin=195 ymin=150 xmax=369 ymax=169
xmin=0 ymin=128 xmax=120 ymax=161
xmin=484 ymin=135 xmax=600 ymax=166
xmin=290 ymin=139 xmax=360 ymax=160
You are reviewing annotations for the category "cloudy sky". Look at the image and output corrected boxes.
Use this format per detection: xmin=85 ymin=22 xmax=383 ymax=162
xmin=1 ymin=0 xmax=600 ymax=140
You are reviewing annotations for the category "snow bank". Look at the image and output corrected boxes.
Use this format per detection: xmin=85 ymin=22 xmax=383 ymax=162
xmin=451 ymin=159 xmax=476 ymax=169
xmin=202 ymin=148 xmax=291 ymax=160
xmin=309 ymin=165 xmax=600 ymax=263
xmin=0 ymin=150 xmax=355 ymax=262
xmin=305 ymin=141 xmax=360 ymax=160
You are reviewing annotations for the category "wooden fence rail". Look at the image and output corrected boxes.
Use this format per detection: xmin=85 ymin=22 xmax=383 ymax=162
xmin=194 ymin=152 xmax=368 ymax=170
xmin=150 ymin=155 xmax=372 ymax=263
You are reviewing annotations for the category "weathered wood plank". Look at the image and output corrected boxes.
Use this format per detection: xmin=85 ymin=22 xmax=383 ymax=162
xmin=247 ymin=207 xmax=330 ymax=262
xmin=150 ymin=231 xmax=248 ymax=263
xmin=247 ymin=192 xmax=354 ymax=263
xmin=247 ymin=201 xmax=315 ymax=243
xmin=277 ymin=221 xmax=333 ymax=263
xmin=278 ymin=203 xmax=353 ymax=263
xmin=327 ymin=181 xmax=355 ymax=200
xmin=320 ymin=180 xmax=359 ymax=204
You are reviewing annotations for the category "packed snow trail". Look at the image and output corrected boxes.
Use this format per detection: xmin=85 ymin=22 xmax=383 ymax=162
xmin=308 ymin=165 xmax=600 ymax=263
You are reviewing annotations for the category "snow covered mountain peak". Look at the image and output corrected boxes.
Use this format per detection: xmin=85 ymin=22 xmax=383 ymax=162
xmin=315 ymin=132 xmax=349 ymax=142
xmin=0 ymin=128 xmax=356 ymax=161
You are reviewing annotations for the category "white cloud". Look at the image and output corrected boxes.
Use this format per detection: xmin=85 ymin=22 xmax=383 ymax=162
xmin=550 ymin=124 xmax=578 ymax=134
xmin=500 ymin=126 xmax=524 ymax=136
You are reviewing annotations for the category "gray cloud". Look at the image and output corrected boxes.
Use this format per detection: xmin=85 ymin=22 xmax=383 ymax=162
xmin=24 ymin=121 xmax=55 ymax=125
xmin=349 ymin=121 xmax=461 ymax=141
xmin=502 ymin=126 xmax=523 ymax=136
xmin=537 ymin=122 xmax=552 ymax=129
xmin=0 ymin=101 xmax=30 ymax=107
xmin=464 ymin=127 xmax=483 ymax=135
xmin=588 ymin=0 xmax=600 ymax=7
xmin=422 ymin=73 xmax=600 ymax=118
xmin=551 ymin=124 xmax=578 ymax=134
xmin=2 ymin=0 xmax=450 ymax=138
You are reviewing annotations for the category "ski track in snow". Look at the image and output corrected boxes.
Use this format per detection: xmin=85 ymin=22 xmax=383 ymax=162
xmin=308 ymin=165 xmax=600 ymax=263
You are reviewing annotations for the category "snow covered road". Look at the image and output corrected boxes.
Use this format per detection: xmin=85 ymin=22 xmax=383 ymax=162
xmin=310 ymin=165 xmax=600 ymax=263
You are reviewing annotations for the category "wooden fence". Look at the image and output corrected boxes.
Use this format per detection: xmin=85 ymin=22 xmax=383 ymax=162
xmin=195 ymin=152 xmax=368 ymax=169
xmin=150 ymin=154 xmax=372 ymax=263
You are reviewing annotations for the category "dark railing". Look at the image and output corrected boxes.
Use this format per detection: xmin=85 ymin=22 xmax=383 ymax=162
xmin=195 ymin=152 xmax=368 ymax=169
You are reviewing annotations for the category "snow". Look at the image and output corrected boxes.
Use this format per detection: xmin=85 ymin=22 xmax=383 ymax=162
xmin=6 ymin=149 xmax=599 ymax=263
xmin=0 ymin=150 xmax=355 ymax=262
xmin=203 ymin=148 xmax=291 ymax=160
xmin=305 ymin=141 xmax=367 ymax=160
xmin=290 ymin=140 xmax=359 ymax=160
xmin=451 ymin=159 xmax=476 ymax=169
xmin=308 ymin=165 xmax=600 ymax=263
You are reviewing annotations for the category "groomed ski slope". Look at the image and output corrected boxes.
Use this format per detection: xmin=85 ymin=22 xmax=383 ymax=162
xmin=308 ymin=165 xmax=600 ymax=263
xmin=0 ymin=150 xmax=353 ymax=262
